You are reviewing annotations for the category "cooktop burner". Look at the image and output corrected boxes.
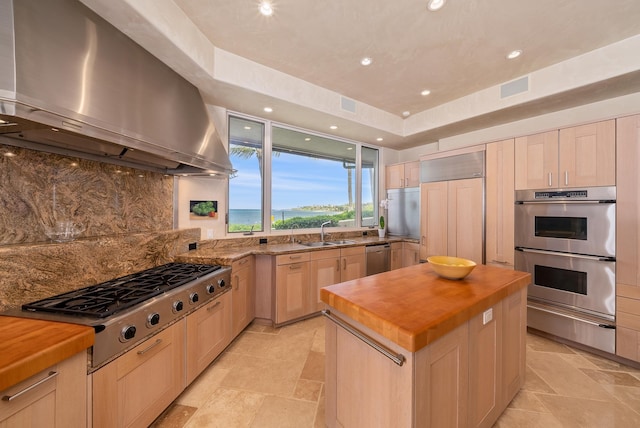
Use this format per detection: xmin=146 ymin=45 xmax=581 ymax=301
xmin=22 ymin=262 xmax=221 ymax=318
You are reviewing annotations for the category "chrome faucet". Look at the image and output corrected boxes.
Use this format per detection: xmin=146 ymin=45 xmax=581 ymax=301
xmin=320 ymin=221 xmax=331 ymax=242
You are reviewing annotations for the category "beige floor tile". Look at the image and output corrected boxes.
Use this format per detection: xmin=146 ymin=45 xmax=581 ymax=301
xmin=493 ymin=408 xmax=564 ymax=427
xmin=293 ymin=379 xmax=323 ymax=402
xmin=314 ymin=385 xmax=326 ymax=428
xmin=311 ymin=324 xmax=326 ymax=353
xmin=522 ymin=366 xmax=556 ymax=394
xmin=507 ymin=390 xmax=550 ymax=413
xmin=226 ymin=328 xmax=315 ymax=363
xmin=580 ymin=368 xmax=640 ymax=387
xmin=536 ymin=392 xmax=640 ymax=428
xmin=250 ymin=395 xmax=318 ymax=428
xmin=219 ymin=353 xmax=306 ymax=396
xmin=601 ymin=384 xmax=640 ymax=414
xmin=150 ymin=404 xmax=198 ymax=428
xmin=176 ymin=366 xmax=230 ymax=407
xmin=185 ymin=388 xmax=265 ymax=428
xmin=527 ymin=334 xmax=577 ymax=354
xmin=300 ymin=350 xmax=325 ymax=382
xmin=527 ymin=350 xmax=614 ymax=401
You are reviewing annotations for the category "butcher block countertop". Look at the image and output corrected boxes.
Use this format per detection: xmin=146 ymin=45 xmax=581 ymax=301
xmin=320 ymin=262 xmax=530 ymax=352
xmin=0 ymin=316 xmax=94 ymax=391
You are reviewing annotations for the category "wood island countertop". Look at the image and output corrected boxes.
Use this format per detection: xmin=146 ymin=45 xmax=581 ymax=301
xmin=0 ymin=316 xmax=94 ymax=391
xmin=320 ymin=262 xmax=530 ymax=352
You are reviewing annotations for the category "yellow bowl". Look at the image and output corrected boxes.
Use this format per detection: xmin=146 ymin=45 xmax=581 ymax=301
xmin=427 ymin=256 xmax=476 ymax=280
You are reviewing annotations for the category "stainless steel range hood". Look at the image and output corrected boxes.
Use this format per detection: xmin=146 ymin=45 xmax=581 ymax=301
xmin=0 ymin=0 xmax=233 ymax=176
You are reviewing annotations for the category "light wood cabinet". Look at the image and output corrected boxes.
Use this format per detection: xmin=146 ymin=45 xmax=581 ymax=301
xmin=515 ymin=120 xmax=615 ymax=190
xmin=275 ymin=252 xmax=311 ymax=324
xmin=386 ymin=161 xmax=420 ymax=189
xmin=93 ymin=319 xmax=185 ymax=428
xmin=0 ymin=351 xmax=86 ymax=428
xmin=325 ymin=287 xmax=527 ymax=428
xmin=232 ymin=256 xmax=255 ymax=337
xmin=402 ymin=242 xmax=420 ymax=267
xmin=340 ymin=246 xmax=366 ymax=281
xmin=420 ymin=178 xmax=483 ymax=264
xmin=186 ymin=292 xmax=233 ymax=384
xmin=615 ymin=114 xmax=640 ymax=362
xmin=391 ymin=242 xmax=403 ymax=270
xmin=311 ymin=249 xmax=342 ymax=312
xmin=486 ymin=139 xmax=515 ymax=269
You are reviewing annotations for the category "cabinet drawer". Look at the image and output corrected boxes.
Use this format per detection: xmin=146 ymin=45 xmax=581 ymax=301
xmin=309 ymin=248 xmax=340 ymax=261
xmin=232 ymin=255 xmax=253 ymax=271
xmin=276 ymin=252 xmax=310 ymax=265
xmin=341 ymin=246 xmax=365 ymax=256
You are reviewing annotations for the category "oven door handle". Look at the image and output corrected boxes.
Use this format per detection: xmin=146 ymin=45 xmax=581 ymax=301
xmin=527 ymin=303 xmax=615 ymax=329
xmin=515 ymin=247 xmax=615 ymax=262
xmin=516 ymin=200 xmax=615 ymax=205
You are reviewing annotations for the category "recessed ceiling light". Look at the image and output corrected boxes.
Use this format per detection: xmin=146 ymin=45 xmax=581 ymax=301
xmin=244 ymin=126 xmax=251 ymax=130
xmin=376 ymin=137 xmax=384 ymax=142
xmin=263 ymin=107 xmax=273 ymax=113
xmin=427 ymin=0 xmax=446 ymax=11
xmin=507 ymin=49 xmax=522 ymax=60
xmin=421 ymin=89 xmax=431 ymax=96
xmin=304 ymin=137 xmax=311 ymax=141
xmin=330 ymin=125 xmax=338 ymax=130
xmin=402 ymin=111 xmax=411 ymax=117
xmin=3 ymin=151 xmax=16 ymax=157
xmin=259 ymin=2 xmax=273 ymax=16
xmin=360 ymin=57 xmax=373 ymax=66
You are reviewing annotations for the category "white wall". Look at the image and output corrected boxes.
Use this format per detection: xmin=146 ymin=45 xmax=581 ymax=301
xmin=176 ymin=177 xmax=228 ymax=240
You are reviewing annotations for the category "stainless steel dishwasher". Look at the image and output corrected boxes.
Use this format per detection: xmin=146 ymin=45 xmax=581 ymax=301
xmin=366 ymin=243 xmax=391 ymax=276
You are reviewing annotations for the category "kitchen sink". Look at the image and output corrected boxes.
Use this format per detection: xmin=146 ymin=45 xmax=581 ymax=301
xmin=299 ymin=240 xmax=356 ymax=247
xmin=300 ymin=241 xmax=335 ymax=247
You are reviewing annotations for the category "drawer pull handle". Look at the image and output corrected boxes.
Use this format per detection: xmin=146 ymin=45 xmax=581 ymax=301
xmin=322 ymin=310 xmax=405 ymax=367
xmin=289 ymin=264 xmax=302 ymax=270
xmin=137 ymin=339 xmax=163 ymax=355
xmin=2 ymin=371 xmax=58 ymax=402
xmin=206 ymin=301 xmax=222 ymax=311
xmin=289 ymin=255 xmax=302 ymax=260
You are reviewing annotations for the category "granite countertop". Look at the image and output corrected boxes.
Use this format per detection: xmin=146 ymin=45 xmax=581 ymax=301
xmin=0 ymin=316 xmax=94 ymax=391
xmin=320 ymin=263 xmax=531 ymax=352
xmin=175 ymin=235 xmax=413 ymax=265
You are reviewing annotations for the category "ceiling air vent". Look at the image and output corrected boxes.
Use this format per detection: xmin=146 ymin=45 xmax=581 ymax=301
xmin=340 ymin=96 xmax=356 ymax=113
xmin=500 ymin=76 xmax=529 ymax=98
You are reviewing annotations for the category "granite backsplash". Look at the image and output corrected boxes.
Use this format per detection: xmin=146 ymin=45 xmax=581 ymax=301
xmin=0 ymin=142 xmax=200 ymax=311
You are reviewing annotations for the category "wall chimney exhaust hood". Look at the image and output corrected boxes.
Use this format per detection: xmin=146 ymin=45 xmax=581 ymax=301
xmin=0 ymin=0 xmax=234 ymax=176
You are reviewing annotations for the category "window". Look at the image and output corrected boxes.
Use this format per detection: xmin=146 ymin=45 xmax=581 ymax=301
xmin=228 ymin=116 xmax=265 ymax=233
xmin=227 ymin=115 xmax=379 ymax=233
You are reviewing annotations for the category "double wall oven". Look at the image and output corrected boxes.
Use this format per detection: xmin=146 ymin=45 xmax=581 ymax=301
xmin=515 ymin=186 xmax=616 ymax=353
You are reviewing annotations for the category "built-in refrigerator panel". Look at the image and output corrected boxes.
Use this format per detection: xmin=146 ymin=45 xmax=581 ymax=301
xmin=386 ymin=187 xmax=420 ymax=239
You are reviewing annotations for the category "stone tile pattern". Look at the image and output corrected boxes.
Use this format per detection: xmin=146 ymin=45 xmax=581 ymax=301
xmin=152 ymin=317 xmax=640 ymax=428
xmin=0 ymin=142 xmax=199 ymax=311
xmin=0 ymin=143 xmax=173 ymax=245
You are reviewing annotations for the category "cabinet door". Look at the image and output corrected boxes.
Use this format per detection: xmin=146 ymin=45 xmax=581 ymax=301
xmin=448 ymin=178 xmax=483 ymax=264
xmin=468 ymin=303 xmax=503 ymax=428
xmin=386 ymin=164 xmax=405 ymax=189
xmin=402 ymin=242 xmax=420 ymax=267
xmin=310 ymin=253 xmax=341 ymax=311
xmin=187 ymin=292 xmax=233 ymax=383
xmin=502 ymin=288 xmax=526 ymax=405
xmin=390 ymin=243 xmax=403 ymax=270
xmin=93 ymin=320 xmax=185 ymax=428
xmin=558 ymin=120 xmax=615 ymax=187
xmin=275 ymin=261 xmax=310 ymax=323
xmin=341 ymin=247 xmax=366 ymax=281
xmin=0 ymin=352 xmax=86 ymax=428
xmin=232 ymin=256 xmax=254 ymax=337
xmin=405 ymin=161 xmax=421 ymax=187
xmin=486 ymin=139 xmax=515 ymax=268
xmin=514 ymin=131 xmax=558 ymax=189
xmin=420 ymin=181 xmax=448 ymax=259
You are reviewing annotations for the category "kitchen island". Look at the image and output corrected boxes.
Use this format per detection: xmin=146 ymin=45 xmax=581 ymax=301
xmin=320 ymin=262 xmax=530 ymax=428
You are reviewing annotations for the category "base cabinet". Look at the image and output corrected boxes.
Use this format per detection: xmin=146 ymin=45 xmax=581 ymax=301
xmin=0 ymin=351 xmax=87 ymax=428
xmin=325 ymin=288 xmax=526 ymax=428
xmin=186 ymin=292 xmax=233 ymax=384
xmin=92 ymin=320 xmax=185 ymax=428
xmin=232 ymin=256 xmax=255 ymax=337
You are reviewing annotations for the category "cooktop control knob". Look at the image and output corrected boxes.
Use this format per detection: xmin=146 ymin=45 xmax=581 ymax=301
xmin=120 ymin=325 xmax=136 ymax=342
xmin=173 ymin=301 xmax=184 ymax=313
xmin=218 ymin=279 xmax=226 ymax=288
xmin=206 ymin=284 xmax=216 ymax=294
xmin=190 ymin=292 xmax=199 ymax=304
xmin=147 ymin=313 xmax=160 ymax=327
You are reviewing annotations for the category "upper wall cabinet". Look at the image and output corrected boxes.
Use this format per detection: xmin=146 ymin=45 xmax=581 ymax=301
xmin=515 ymin=120 xmax=615 ymax=189
xmin=486 ymin=139 xmax=515 ymax=269
xmin=386 ymin=161 xmax=420 ymax=189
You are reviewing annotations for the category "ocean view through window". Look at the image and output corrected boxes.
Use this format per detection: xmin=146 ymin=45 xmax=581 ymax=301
xmin=227 ymin=115 xmax=379 ymax=233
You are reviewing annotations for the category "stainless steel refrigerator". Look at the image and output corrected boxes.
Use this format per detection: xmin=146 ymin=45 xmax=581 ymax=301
xmin=386 ymin=187 xmax=420 ymax=239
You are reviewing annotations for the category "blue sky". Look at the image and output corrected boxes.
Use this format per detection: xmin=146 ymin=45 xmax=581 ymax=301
xmin=229 ymin=152 xmax=374 ymax=210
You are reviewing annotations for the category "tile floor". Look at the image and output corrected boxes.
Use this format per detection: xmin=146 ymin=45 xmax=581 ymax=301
xmin=152 ymin=315 xmax=640 ymax=428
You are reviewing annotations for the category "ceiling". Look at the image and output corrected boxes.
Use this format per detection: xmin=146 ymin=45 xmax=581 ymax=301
xmin=80 ymin=0 xmax=640 ymax=150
